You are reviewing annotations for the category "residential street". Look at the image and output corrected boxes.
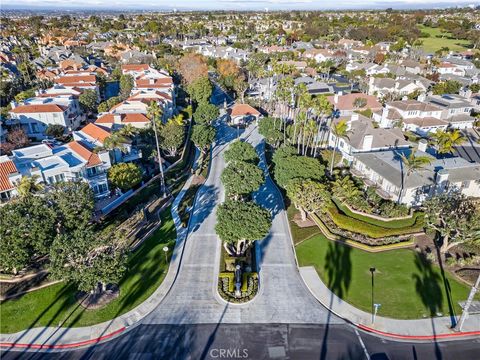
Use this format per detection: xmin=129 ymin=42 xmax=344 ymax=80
xmin=142 ymin=116 xmax=340 ymax=324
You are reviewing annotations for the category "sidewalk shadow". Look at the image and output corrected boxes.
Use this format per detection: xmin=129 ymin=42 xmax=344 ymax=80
xmin=320 ymin=241 xmax=352 ymax=360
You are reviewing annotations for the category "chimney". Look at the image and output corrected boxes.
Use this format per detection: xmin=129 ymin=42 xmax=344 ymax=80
xmin=417 ymin=93 xmax=426 ymax=102
xmin=113 ymin=114 xmax=122 ymax=124
xmin=10 ymin=100 xmax=17 ymax=109
xmin=435 ymin=169 xmax=449 ymax=185
xmin=417 ymin=139 xmax=428 ymax=153
xmin=149 ymin=78 xmax=154 ymax=85
xmin=334 ymin=93 xmax=339 ymax=104
xmin=362 ymin=134 xmax=373 ymax=151
xmin=98 ymin=150 xmax=111 ymax=167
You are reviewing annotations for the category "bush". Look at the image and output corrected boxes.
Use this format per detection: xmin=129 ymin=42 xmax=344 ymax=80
xmin=332 ymin=198 xmax=422 ymax=229
xmin=326 ymin=205 xmax=424 ymax=239
xmin=218 ymin=272 xmax=258 ymax=302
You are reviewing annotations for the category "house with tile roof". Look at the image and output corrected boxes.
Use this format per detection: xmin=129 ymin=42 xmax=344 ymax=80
xmin=73 ymin=123 xmax=142 ymax=164
xmin=8 ymin=90 xmax=85 ymax=140
xmin=9 ymin=142 xmax=111 ymax=199
xmin=328 ymin=92 xmax=382 ymax=116
xmin=228 ymin=103 xmax=261 ymax=125
xmin=0 ymin=155 xmax=21 ymax=202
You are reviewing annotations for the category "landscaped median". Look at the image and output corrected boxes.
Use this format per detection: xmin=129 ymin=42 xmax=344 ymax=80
xmin=0 ymin=210 xmax=176 ymax=334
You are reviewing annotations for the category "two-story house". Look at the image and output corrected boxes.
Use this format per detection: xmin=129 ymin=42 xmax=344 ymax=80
xmin=9 ymin=94 xmax=84 ymax=140
xmin=328 ymin=114 xmax=410 ymax=163
xmin=425 ymin=94 xmax=475 ymax=129
xmin=351 ymin=142 xmax=480 ymax=206
xmin=10 ymin=142 xmax=111 ymax=198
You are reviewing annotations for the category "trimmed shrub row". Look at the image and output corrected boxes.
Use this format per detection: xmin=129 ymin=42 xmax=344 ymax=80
xmin=332 ymin=198 xmax=424 ymax=229
xmin=325 ymin=205 xmax=424 ymax=239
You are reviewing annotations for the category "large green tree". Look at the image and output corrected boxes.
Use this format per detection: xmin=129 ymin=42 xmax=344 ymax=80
xmin=50 ymin=226 xmax=127 ymax=293
xmin=187 ymin=76 xmax=212 ymax=104
xmin=423 ymin=193 xmax=480 ymax=254
xmin=273 ymin=148 xmax=324 ymax=188
xmin=224 ymin=140 xmax=259 ymax=164
xmin=79 ymin=89 xmax=98 ymax=114
xmin=258 ymin=117 xmax=283 ymax=147
xmin=119 ymin=74 xmax=134 ymax=99
xmin=215 ymin=200 xmax=271 ymax=257
xmin=192 ymin=124 xmax=216 ymax=154
xmin=108 ymin=163 xmax=143 ymax=191
xmin=286 ymin=179 xmax=330 ymax=221
xmin=193 ymin=102 xmax=219 ymax=125
xmin=158 ymin=121 xmax=185 ymax=157
xmin=48 ymin=182 xmax=95 ymax=231
xmin=0 ymin=196 xmax=56 ymax=274
xmin=221 ymin=160 xmax=264 ymax=200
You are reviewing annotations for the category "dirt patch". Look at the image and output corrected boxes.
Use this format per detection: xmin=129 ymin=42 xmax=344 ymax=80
xmin=455 ymin=268 xmax=480 ymax=286
xmin=293 ymin=213 xmax=315 ymax=228
xmin=414 ymin=233 xmax=435 ymax=251
xmin=76 ymin=285 xmax=120 ymax=310
xmin=191 ymin=175 xmax=206 ymax=186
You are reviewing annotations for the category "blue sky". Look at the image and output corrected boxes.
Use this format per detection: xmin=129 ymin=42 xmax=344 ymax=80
xmin=3 ymin=0 xmax=479 ymax=10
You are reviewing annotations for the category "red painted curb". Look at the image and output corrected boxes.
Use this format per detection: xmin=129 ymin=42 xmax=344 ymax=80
xmin=357 ymin=324 xmax=480 ymax=340
xmin=0 ymin=327 xmax=126 ymax=350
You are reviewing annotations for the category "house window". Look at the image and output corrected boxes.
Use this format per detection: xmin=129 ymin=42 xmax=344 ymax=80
xmin=87 ymin=167 xmax=98 ymax=177
xmin=461 ymin=180 xmax=470 ymax=188
xmin=31 ymin=123 xmax=39 ymax=133
xmin=94 ymin=183 xmax=108 ymax=194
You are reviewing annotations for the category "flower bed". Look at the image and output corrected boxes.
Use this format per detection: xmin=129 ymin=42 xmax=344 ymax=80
xmin=218 ymin=272 xmax=258 ymax=303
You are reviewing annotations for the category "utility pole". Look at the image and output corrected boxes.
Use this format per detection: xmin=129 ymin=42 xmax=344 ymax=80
xmin=455 ymin=273 xmax=480 ymax=332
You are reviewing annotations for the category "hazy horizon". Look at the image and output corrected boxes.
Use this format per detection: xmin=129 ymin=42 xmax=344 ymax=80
xmin=2 ymin=0 xmax=479 ymax=11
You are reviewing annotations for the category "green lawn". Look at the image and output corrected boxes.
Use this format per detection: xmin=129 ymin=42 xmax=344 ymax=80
xmin=287 ymin=204 xmax=320 ymax=245
xmin=0 ymin=210 xmax=176 ymax=334
xmin=418 ymin=25 xmax=471 ymax=53
xmin=296 ymin=235 xmax=474 ymax=319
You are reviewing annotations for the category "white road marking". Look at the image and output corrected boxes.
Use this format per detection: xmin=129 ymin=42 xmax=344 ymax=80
xmin=354 ymin=328 xmax=371 ymax=360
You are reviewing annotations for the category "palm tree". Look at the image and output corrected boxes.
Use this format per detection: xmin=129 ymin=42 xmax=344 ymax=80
xmin=432 ymin=129 xmax=466 ymax=155
xmin=17 ymin=175 xmax=44 ymax=197
xmin=332 ymin=176 xmax=361 ymax=202
xmin=147 ymin=101 xmax=167 ymax=198
xmin=398 ymin=150 xmax=432 ymax=203
xmin=329 ymin=119 xmax=349 ymax=174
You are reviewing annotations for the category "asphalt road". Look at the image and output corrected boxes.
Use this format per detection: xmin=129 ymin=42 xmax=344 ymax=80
xmin=3 ymin=323 xmax=480 ymax=360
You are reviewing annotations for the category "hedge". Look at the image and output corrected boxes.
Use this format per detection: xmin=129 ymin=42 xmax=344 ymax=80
xmin=326 ymin=205 xmax=424 ymax=239
xmin=332 ymin=198 xmax=424 ymax=229
xmin=219 ymin=272 xmax=235 ymax=292
xmin=310 ymin=213 xmax=414 ymax=252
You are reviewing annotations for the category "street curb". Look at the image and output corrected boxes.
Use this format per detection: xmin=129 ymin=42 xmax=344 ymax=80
xmin=0 ymin=327 xmax=126 ymax=350
xmin=356 ymin=324 xmax=480 ymax=341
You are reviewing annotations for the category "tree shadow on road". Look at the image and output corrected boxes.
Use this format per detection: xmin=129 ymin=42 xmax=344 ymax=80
xmin=320 ymin=240 xmax=352 ymax=360
xmin=189 ymin=185 xmax=218 ymax=234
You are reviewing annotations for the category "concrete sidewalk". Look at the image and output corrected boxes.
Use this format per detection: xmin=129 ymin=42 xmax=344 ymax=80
xmin=299 ymin=266 xmax=480 ymax=338
xmin=0 ymin=150 xmax=200 ymax=348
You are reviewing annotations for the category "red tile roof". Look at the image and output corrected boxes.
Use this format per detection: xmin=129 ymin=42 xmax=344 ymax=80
xmin=122 ymin=64 xmax=150 ymax=71
xmin=230 ymin=103 xmax=260 ymax=117
xmin=11 ymin=104 xmax=67 ymax=114
xmin=55 ymin=75 xmax=97 ymax=84
xmin=0 ymin=160 xmax=18 ymax=192
xmin=96 ymin=113 xmax=150 ymax=124
xmin=80 ymin=123 xmax=111 ymax=143
xmin=327 ymin=93 xmax=382 ymax=111
xmin=68 ymin=141 xmax=102 ymax=167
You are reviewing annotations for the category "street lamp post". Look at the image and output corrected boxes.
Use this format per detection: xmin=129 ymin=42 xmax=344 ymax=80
xmin=163 ymin=246 xmax=169 ymax=264
xmin=370 ymin=267 xmax=376 ymax=323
